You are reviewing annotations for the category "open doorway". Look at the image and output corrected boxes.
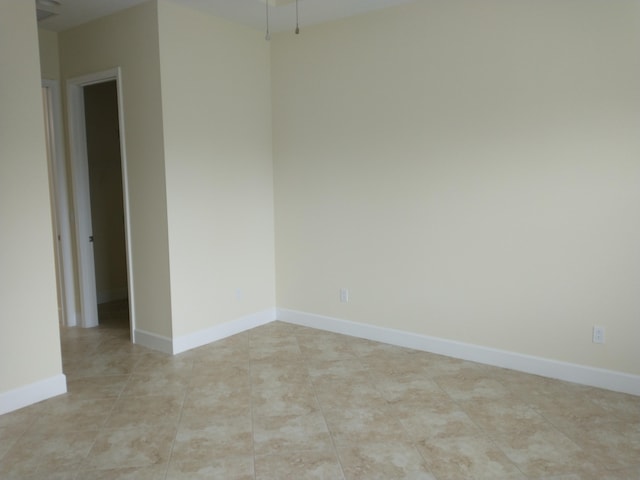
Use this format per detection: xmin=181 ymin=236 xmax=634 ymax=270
xmin=83 ymin=81 xmax=129 ymax=331
xmin=67 ymin=68 xmax=135 ymax=340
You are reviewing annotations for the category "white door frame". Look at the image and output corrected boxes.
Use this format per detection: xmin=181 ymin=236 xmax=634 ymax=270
xmin=42 ymin=79 xmax=76 ymax=327
xmin=67 ymin=67 xmax=135 ymax=337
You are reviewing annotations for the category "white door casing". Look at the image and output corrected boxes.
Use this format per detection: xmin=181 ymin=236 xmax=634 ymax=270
xmin=67 ymin=67 xmax=135 ymax=337
xmin=42 ymin=79 xmax=76 ymax=327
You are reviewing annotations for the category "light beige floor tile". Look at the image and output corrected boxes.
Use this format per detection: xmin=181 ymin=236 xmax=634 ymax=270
xmin=172 ymin=415 xmax=253 ymax=461
xmin=14 ymin=471 xmax=78 ymax=480
xmin=66 ymin=375 xmax=129 ymax=399
xmin=4 ymin=312 xmax=639 ymax=480
xmin=86 ymin=425 xmax=176 ymax=470
xmin=255 ymin=448 xmax=344 ymax=480
xmin=298 ymin=340 xmax=358 ymax=363
xmin=398 ymin=404 xmax=482 ymax=442
xmin=189 ymin=360 xmax=249 ymax=383
xmin=188 ymin=368 xmax=250 ymax=394
xmin=359 ymin=351 xmax=434 ymax=377
xmin=347 ymin=337 xmax=407 ymax=357
xmin=0 ymin=429 xmax=18 ymax=460
xmin=181 ymin=390 xmax=251 ymax=422
xmin=416 ymin=433 xmax=526 ymax=479
xmin=121 ymin=371 xmax=191 ymax=397
xmin=253 ymin=411 xmax=333 ymax=455
xmin=305 ymin=358 xmax=369 ymax=382
xmin=324 ymin=406 xmax=408 ymax=445
xmin=252 ymin=383 xmax=320 ymax=417
xmin=561 ymin=420 xmax=640 ymax=469
xmin=189 ymin=347 xmax=249 ymax=368
xmin=0 ymin=404 xmax=41 ymax=429
xmin=337 ymin=440 xmax=436 ymax=480
xmin=592 ymin=466 xmax=640 ymax=480
xmin=373 ymin=373 xmax=446 ymax=411
xmin=249 ymin=335 xmax=300 ymax=355
xmin=586 ymin=388 xmax=640 ymax=423
xmin=29 ymin=396 xmax=117 ymax=433
xmin=77 ymin=466 xmax=167 ymax=479
xmin=132 ymin=351 xmax=194 ymax=374
xmin=491 ymin=422 xmax=600 ymax=477
xmin=313 ymin=378 xmax=388 ymax=410
xmin=166 ymin=455 xmax=254 ymax=479
xmin=434 ymin=371 xmax=513 ymax=402
xmin=64 ymin=352 xmax=139 ymax=378
xmin=104 ymin=394 xmax=184 ymax=429
xmin=93 ymin=337 xmax=147 ymax=356
xmin=251 ymin=361 xmax=312 ymax=390
xmin=531 ymin=394 xmax=619 ymax=431
xmin=1 ymin=428 xmax=97 ymax=477
xmin=458 ymin=395 xmax=551 ymax=437
xmin=191 ymin=357 xmax=249 ymax=377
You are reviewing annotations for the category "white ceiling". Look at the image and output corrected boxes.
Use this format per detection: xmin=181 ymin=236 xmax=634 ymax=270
xmin=37 ymin=0 xmax=415 ymax=33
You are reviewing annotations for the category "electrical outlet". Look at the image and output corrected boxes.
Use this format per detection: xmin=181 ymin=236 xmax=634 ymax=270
xmin=592 ymin=326 xmax=605 ymax=344
xmin=235 ymin=288 xmax=243 ymax=301
xmin=340 ymin=288 xmax=349 ymax=303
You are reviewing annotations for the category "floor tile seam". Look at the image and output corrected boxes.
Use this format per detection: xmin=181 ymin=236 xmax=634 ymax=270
xmin=92 ymin=371 xmax=177 ymax=433
xmin=76 ymin=373 xmax=128 ymax=469
xmin=65 ymin=372 xmax=132 ymax=381
xmin=396 ymin=395 xmax=478 ymax=480
xmin=248 ymin=340 xmax=259 ymax=480
xmin=477 ymin=417 xmax=607 ymax=478
xmin=424 ymin=387 xmax=530 ymax=480
xmin=161 ymin=384 xmax=189 ymax=480
xmin=0 ymin=416 xmax=39 ymax=463
xmin=526 ymin=405 xmax=600 ymax=452
xmin=27 ymin=433 xmax=98 ymax=476
xmin=297 ymin=337 xmax=347 ymax=480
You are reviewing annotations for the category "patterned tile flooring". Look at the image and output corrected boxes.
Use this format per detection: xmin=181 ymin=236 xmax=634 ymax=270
xmin=1 ymin=302 xmax=639 ymax=479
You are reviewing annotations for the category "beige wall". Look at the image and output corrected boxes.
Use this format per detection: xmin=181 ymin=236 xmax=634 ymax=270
xmin=38 ymin=28 xmax=60 ymax=80
xmin=0 ymin=1 xmax=63 ymax=392
xmin=272 ymin=0 xmax=640 ymax=374
xmin=158 ymin=0 xmax=275 ymax=337
xmin=58 ymin=1 xmax=172 ymax=337
xmin=84 ymin=81 xmax=128 ymax=304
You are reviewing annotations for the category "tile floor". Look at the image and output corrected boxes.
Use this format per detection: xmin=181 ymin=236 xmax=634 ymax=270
xmin=1 ymin=301 xmax=639 ymax=479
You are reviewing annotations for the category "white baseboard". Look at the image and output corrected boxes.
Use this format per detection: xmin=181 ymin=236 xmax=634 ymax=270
xmin=134 ymin=329 xmax=173 ymax=355
xmin=277 ymin=308 xmax=640 ymax=397
xmin=172 ymin=308 xmax=276 ymax=355
xmin=0 ymin=374 xmax=67 ymax=416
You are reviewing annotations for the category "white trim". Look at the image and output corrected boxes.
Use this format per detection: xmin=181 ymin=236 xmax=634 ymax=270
xmin=277 ymin=308 xmax=640 ymax=397
xmin=172 ymin=309 xmax=276 ymax=354
xmin=134 ymin=309 xmax=276 ymax=355
xmin=42 ymin=79 xmax=76 ymax=327
xmin=0 ymin=374 xmax=67 ymax=416
xmin=67 ymin=75 xmax=99 ymax=329
xmin=134 ymin=329 xmax=174 ymax=355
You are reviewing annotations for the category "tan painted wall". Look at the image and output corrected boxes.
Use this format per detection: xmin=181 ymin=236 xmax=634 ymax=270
xmin=272 ymin=0 xmax=640 ymax=374
xmin=158 ymin=0 xmax=275 ymax=337
xmin=58 ymin=1 xmax=172 ymax=337
xmin=38 ymin=28 xmax=60 ymax=80
xmin=0 ymin=1 xmax=63 ymax=392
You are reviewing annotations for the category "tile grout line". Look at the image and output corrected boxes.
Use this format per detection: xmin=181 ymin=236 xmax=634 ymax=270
xmin=248 ymin=329 xmax=258 ymax=480
xmin=296 ymin=332 xmax=349 ymax=480
xmin=72 ymin=340 xmax=131 ymax=477
xmin=161 ymin=359 xmax=192 ymax=480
